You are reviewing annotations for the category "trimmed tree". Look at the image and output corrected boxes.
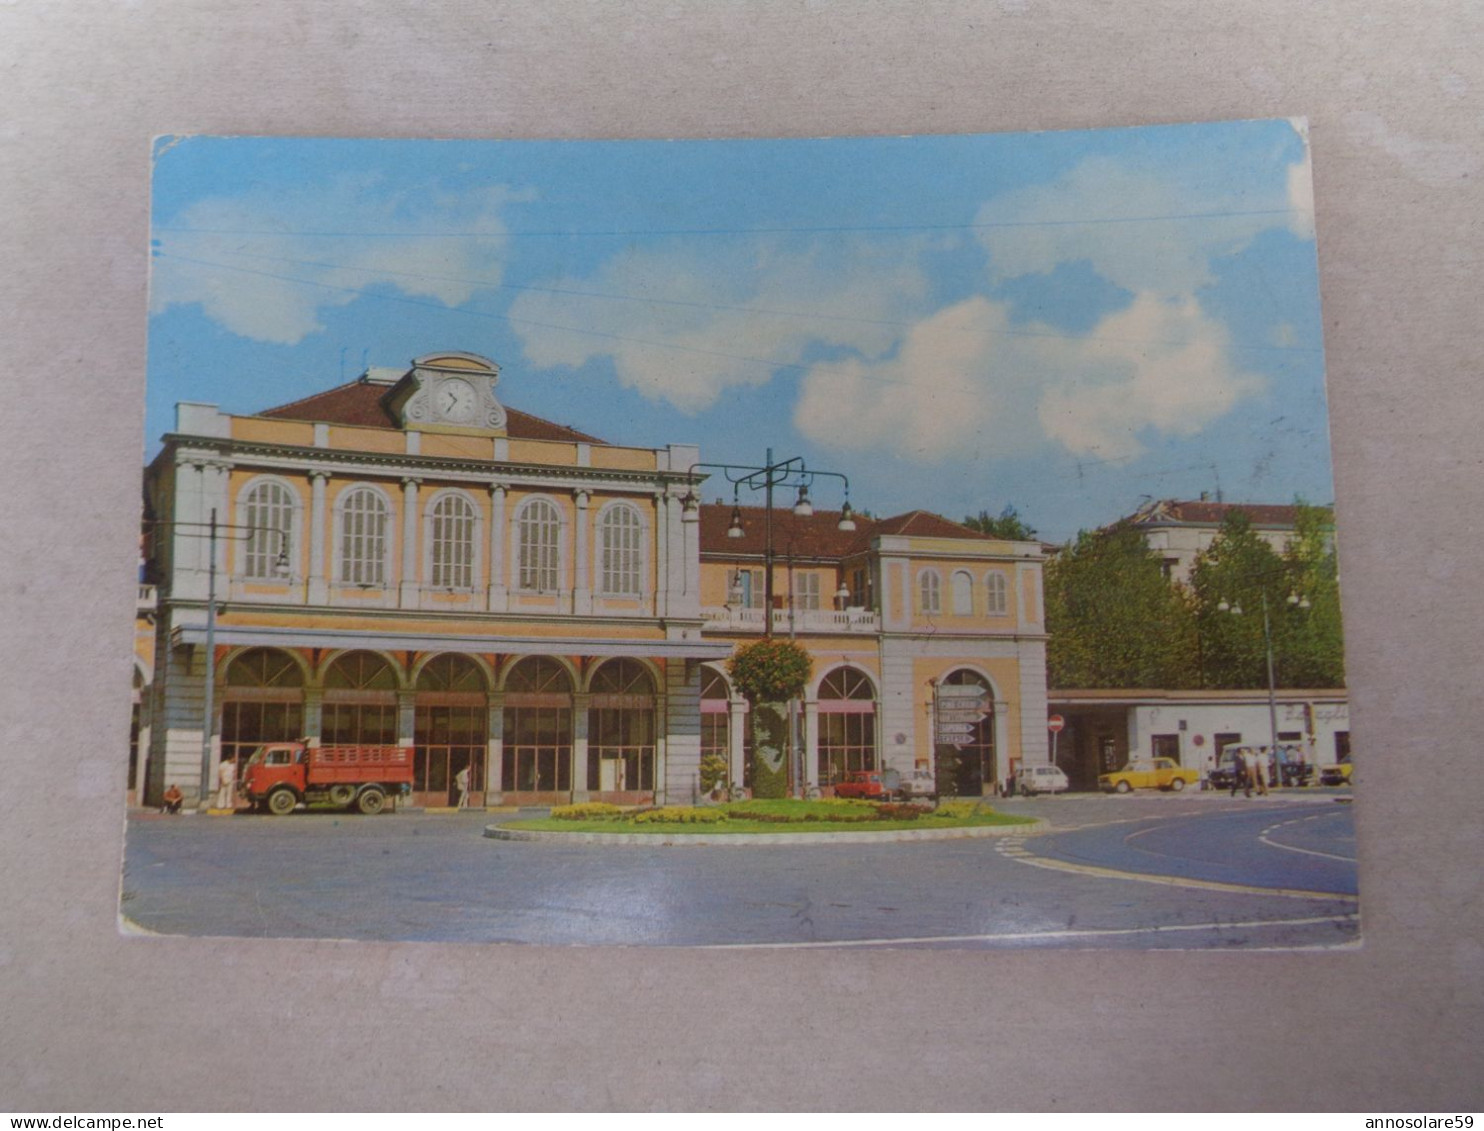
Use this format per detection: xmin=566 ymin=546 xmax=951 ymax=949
xmin=728 ymin=638 xmax=813 ymax=799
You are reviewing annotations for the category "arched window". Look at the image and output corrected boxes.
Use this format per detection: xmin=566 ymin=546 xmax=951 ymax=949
xmin=587 ymin=659 xmax=656 ymax=794
xmin=700 ymin=666 xmax=732 ymax=790
xmin=241 ymin=479 xmax=295 ymax=580
xmin=919 ymin=569 xmax=942 ymax=616
xmin=414 ymin=654 xmax=488 ymax=807
xmin=938 ymin=669 xmax=997 ymax=796
xmin=322 ymin=651 xmax=398 ymax=745
xmin=598 ymin=504 xmax=643 ymax=596
xmin=502 ymin=657 xmax=573 ymax=794
xmin=985 ymin=570 xmax=1008 ymax=615
xmin=818 ymin=666 xmax=877 ymax=785
xmin=220 ymin=648 xmax=305 ymax=774
xmin=951 ymin=570 xmax=973 ymax=616
xmin=516 ymin=498 xmax=561 ymax=592
xmin=429 ymin=493 xmax=477 ymax=589
xmin=338 ymin=487 xmax=389 ymax=586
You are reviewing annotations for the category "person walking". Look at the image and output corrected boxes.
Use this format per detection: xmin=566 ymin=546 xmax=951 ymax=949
xmin=454 ymin=764 xmax=470 ymax=810
xmin=1243 ymin=746 xmax=1268 ymax=798
xmin=214 ymin=756 xmax=236 ymax=810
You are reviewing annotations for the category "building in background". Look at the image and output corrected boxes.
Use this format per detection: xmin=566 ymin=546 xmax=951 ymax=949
xmin=135 ymin=351 xmax=1049 ymax=809
xmin=1127 ymin=498 xmax=1330 ymax=584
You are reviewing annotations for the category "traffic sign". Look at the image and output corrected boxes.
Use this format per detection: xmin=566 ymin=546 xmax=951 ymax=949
xmin=936 ymin=724 xmax=978 ymax=738
xmin=1048 ymin=714 xmax=1065 ymax=733
xmin=937 ymin=685 xmax=989 ymax=700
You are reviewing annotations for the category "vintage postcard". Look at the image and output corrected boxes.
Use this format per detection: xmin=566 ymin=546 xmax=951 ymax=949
xmin=123 ymin=122 xmax=1354 ymax=948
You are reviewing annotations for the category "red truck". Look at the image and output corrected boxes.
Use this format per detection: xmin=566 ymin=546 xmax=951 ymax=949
xmin=240 ymin=741 xmax=413 ymax=816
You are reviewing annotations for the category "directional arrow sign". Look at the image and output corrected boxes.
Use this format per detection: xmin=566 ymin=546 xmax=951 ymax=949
xmin=937 ymin=686 xmax=989 ymax=700
xmin=937 ymin=709 xmax=987 ymax=724
xmin=936 ymin=724 xmax=978 ymax=739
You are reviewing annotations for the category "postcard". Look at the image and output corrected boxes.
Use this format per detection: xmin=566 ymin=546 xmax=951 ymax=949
xmin=123 ymin=122 xmax=1354 ymax=948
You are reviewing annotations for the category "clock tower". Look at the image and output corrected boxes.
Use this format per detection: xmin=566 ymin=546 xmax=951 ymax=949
xmin=382 ymin=351 xmax=508 ymax=433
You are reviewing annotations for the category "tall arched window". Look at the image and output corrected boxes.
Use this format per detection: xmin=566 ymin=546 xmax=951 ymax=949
xmin=502 ymin=656 xmax=573 ymax=794
xmin=429 ymin=493 xmax=477 ymax=589
xmin=587 ymin=659 xmax=656 ymax=794
xmin=951 ymin=570 xmax=973 ymax=616
xmin=322 ymin=651 xmax=398 ymax=745
xmin=598 ymin=503 xmax=643 ymax=596
xmin=414 ymin=654 xmax=488 ymax=807
xmin=220 ymin=647 xmax=304 ymax=774
xmin=985 ymin=570 xmax=1008 ymax=615
xmin=938 ymin=669 xmax=996 ymax=796
xmin=700 ymin=666 xmax=732 ymax=790
xmin=241 ymin=479 xmax=295 ymax=579
xmin=919 ymin=569 xmax=942 ymax=616
xmin=516 ymin=498 xmax=561 ymax=592
xmin=338 ymin=487 xmax=389 ymax=586
xmin=818 ymin=666 xmax=877 ymax=785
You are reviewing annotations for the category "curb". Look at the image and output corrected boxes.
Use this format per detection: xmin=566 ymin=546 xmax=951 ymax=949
xmin=483 ymin=817 xmax=1048 ymax=846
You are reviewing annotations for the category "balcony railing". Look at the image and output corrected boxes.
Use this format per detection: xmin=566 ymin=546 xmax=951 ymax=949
xmin=702 ymin=606 xmax=880 ymax=634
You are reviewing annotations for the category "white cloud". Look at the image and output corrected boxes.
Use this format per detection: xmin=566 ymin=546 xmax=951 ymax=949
xmin=975 ymin=151 xmax=1308 ymax=297
xmin=150 ymin=178 xmax=522 ymax=345
xmin=506 ymin=238 xmax=933 ymax=413
xmin=794 ymin=292 xmax=1266 ymax=464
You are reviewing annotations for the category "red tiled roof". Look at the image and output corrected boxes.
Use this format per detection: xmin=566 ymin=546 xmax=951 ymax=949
xmin=257 ymin=378 xmax=607 ymax=444
xmin=698 ymin=505 xmax=992 ymax=559
xmin=1128 ymin=500 xmax=1330 ymax=528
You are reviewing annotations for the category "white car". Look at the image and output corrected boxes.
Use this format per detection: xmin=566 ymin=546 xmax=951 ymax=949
xmin=1017 ymin=764 xmax=1070 ymax=795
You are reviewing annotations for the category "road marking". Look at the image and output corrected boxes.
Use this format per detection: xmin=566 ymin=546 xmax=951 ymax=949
xmin=699 ymin=912 xmax=1359 ymax=949
xmin=1000 ymin=850 xmax=1358 ymax=901
xmin=1258 ymin=812 xmax=1358 ymax=863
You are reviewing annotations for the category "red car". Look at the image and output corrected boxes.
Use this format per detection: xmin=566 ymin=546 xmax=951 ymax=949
xmin=833 ymin=770 xmax=891 ymax=801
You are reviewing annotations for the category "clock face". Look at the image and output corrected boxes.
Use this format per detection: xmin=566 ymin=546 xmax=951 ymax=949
xmin=438 ymin=378 xmax=478 ymax=423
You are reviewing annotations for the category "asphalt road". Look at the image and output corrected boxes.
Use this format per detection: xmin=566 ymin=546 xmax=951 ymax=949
xmin=120 ymin=791 xmax=1358 ymax=949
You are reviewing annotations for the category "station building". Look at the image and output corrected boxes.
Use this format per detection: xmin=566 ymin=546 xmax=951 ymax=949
xmin=136 ymin=351 xmax=1049 ymax=809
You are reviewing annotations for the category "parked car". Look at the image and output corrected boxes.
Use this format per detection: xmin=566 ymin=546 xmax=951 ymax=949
xmin=833 ymin=770 xmax=891 ymax=801
xmin=897 ymin=768 xmax=939 ymax=801
xmin=1099 ymin=758 xmax=1200 ymax=793
xmin=1320 ymin=759 xmax=1354 ymax=786
xmin=1016 ymin=764 xmax=1070 ymax=796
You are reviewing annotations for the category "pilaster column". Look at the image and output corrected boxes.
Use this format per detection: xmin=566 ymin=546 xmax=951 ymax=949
xmin=571 ymin=692 xmax=590 ymax=801
xmin=804 ymin=700 xmax=820 ymax=790
xmin=654 ymin=491 xmax=670 ymax=618
xmin=486 ymin=694 xmax=504 ymax=802
xmin=308 ymin=471 xmax=330 ymax=604
xmin=993 ymin=699 xmax=1011 ymax=796
xmin=399 ymin=477 xmax=421 ymax=607
xmin=572 ymin=490 xmax=591 ymax=615
xmin=728 ymin=696 xmax=748 ymax=791
xmin=487 ymin=483 xmax=508 ymax=612
xmin=203 ymin=461 xmax=232 ymax=579
xmin=302 ymin=689 xmax=324 ymax=747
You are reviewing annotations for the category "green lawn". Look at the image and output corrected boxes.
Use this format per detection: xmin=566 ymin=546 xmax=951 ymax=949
xmin=508 ymin=798 xmax=1037 ymax=835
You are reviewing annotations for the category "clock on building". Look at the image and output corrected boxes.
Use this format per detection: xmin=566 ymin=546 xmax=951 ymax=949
xmin=383 ymin=352 xmax=508 ymax=432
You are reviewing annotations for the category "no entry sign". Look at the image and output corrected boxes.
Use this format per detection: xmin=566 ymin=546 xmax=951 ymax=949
xmin=1047 ymin=714 xmax=1065 ymax=733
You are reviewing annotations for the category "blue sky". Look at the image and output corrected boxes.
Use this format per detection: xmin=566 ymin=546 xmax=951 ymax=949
xmin=147 ymin=122 xmax=1331 ymax=542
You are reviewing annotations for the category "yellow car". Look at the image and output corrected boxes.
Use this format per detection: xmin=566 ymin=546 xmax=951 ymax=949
xmin=1099 ymin=758 xmax=1201 ymax=794
xmin=1319 ymin=760 xmax=1355 ymax=786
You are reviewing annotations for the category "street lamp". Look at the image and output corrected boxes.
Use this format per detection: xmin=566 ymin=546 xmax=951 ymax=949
xmin=1219 ymin=588 xmax=1309 ymax=787
xmin=150 ymin=510 xmax=291 ymax=806
xmin=683 ymin=449 xmax=857 ymax=639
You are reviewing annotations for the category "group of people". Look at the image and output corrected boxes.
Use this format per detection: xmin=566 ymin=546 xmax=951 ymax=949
xmin=158 ymin=757 xmax=240 ymax=814
xmin=1228 ymin=745 xmax=1270 ymax=798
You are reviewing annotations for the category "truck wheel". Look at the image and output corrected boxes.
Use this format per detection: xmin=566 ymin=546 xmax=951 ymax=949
xmin=1170 ymin=778 xmax=1185 ymax=792
xmin=327 ymin=784 xmax=356 ymax=808
xmin=356 ymin=787 xmax=386 ymax=815
xmin=266 ymin=788 xmax=298 ymax=816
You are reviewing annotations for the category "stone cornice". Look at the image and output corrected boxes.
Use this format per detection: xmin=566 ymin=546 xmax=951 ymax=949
xmin=158 ymin=433 xmax=704 ymax=493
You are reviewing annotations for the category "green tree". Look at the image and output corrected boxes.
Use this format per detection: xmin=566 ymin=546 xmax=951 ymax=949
xmin=1190 ymin=505 xmax=1345 ymax=688
xmin=963 ymin=505 xmax=1037 ymax=541
xmin=728 ymin=639 xmax=813 ymax=798
xmin=1044 ymin=521 xmax=1197 ymax=688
